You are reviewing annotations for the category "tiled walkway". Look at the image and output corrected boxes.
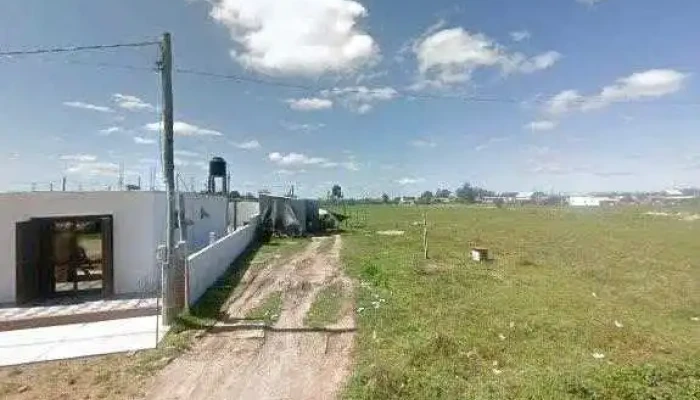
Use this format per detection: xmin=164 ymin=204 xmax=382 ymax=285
xmin=0 ymin=296 xmax=159 ymax=332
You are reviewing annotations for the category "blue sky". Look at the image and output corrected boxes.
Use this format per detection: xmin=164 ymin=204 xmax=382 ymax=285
xmin=2 ymin=0 xmax=699 ymax=197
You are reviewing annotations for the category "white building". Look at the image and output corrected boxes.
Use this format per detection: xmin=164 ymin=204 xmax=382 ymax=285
xmin=568 ymin=196 xmax=618 ymax=207
xmin=0 ymin=191 xmax=229 ymax=305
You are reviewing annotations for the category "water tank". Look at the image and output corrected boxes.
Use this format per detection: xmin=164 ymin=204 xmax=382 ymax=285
xmin=209 ymin=157 xmax=227 ymax=177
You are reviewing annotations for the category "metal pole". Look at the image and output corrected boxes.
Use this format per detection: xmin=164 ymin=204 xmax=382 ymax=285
xmin=160 ymin=32 xmax=176 ymax=324
xmin=62 ymin=177 xmax=66 ymax=191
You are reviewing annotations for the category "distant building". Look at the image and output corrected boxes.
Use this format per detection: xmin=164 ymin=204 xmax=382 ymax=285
xmin=568 ymin=196 xmax=618 ymax=207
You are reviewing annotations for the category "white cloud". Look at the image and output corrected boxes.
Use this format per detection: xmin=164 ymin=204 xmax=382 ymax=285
xmin=144 ymin=121 xmax=223 ymax=137
xmin=545 ymin=90 xmax=583 ymax=114
xmin=321 ymin=86 xmax=398 ymax=113
xmin=63 ymin=101 xmax=113 ymax=113
xmin=503 ymin=51 xmax=562 ymax=75
xmin=174 ymin=150 xmax=201 ymax=158
xmin=577 ymin=0 xmax=606 ymax=5
xmin=546 ymin=69 xmax=689 ymax=114
xmin=510 ymin=30 xmax=531 ymax=42
xmin=134 ymin=136 xmax=156 ymax=145
xmin=268 ymin=151 xmax=357 ymax=170
xmin=286 ymin=97 xmax=333 ymax=111
xmin=65 ymin=161 xmax=119 ymax=177
xmin=276 ymin=169 xmax=306 ymax=176
xmin=60 ymin=154 xmax=97 ymax=162
xmin=268 ymin=152 xmax=329 ymax=167
xmin=409 ymin=139 xmax=437 ymax=148
xmin=396 ymin=177 xmax=424 ymax=185
xmin=113 ymin=94 xmax=155 ymax=111
xmin=475 ymin=136 xmax=509 ymax=152
xmin=209 ymin=0 xmax=379 ymax=76
xmin=281 ymin=121 xmax=326 ymax=132
xmin=233 ymin=140 xmax=261 ymax=149
xmin=526 ymin=120 xmax=558 ymax=132
xmin=412 ymin=26 xmax=560 ymax=88
xmin=99 ymin=126 xmax=123 ymax=136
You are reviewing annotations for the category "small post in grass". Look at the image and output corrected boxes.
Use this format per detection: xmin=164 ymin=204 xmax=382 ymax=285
xmin=423 ymin=212 xmax=429 ymax=259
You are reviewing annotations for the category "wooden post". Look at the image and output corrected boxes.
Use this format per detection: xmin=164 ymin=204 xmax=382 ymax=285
xmin=423 ymin=212 xmax=428 ymax=259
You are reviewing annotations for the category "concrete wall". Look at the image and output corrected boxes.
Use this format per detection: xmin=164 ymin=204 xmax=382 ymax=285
xmin=228 ymin=201 xmax=260 ymax=229
xmin=0 ymin=192 xmax=163 ymax=303
xmin=178 ymin=194 xmax=229 ymax=252
xmin=187 ymin=215 xmax=259 ymax=306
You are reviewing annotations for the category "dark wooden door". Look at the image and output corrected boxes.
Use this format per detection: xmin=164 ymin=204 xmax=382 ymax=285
xmin=15 ymin=220 xmax=40 ymax=304
xmin=101 ymin=216 xmax=114 ymax=297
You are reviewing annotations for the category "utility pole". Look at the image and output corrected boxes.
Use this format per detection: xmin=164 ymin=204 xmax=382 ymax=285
xmin=118 ymin=162 xmax=124 ymax=191
xmin=159 ymin=32 xmax=177 ymax=324
xmin=62 ymin=177 xmax=66 ymax=191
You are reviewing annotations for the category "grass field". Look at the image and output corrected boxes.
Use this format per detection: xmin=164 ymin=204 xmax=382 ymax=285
xmin=341 ymin=205 xmax=700 ymax=399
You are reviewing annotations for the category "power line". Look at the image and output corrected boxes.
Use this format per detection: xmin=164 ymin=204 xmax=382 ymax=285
xmin=173 ymin=67 xmax=700 ymax=106
xmin=0 ymin=40 xmax=160 ymax=57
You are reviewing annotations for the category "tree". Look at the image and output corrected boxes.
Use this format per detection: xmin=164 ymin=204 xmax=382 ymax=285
xmin=229 ymin=190 xmax=242 ymax=199
xmin=381 ymin=193 xmax=390 ymax=203
xmin=331 ymin=184 xmax=343 ymax=200
xmin=456 ymin=182 xmax=494 ymax=203
xmin=435 ymin=189 xmax=451 ymax=198
xmin=418 ymin=190 xmax=434 ymax=204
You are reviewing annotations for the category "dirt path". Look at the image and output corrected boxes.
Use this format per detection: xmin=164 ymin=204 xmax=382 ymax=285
xmin=145 ymin=235 xmax=355 ymax=400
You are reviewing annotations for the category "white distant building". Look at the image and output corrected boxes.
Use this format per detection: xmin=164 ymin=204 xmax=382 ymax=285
xmin=568 ymin=196 xmax=618 ymax=207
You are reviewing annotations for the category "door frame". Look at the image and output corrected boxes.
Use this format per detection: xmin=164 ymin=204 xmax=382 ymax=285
xmin=15 ymin=214 xmax=115 ymax=303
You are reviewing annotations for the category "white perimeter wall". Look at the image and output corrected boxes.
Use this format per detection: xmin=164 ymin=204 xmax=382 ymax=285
xmin=187 ymin=216 xmax=259 ymax=306
xmin=229 ymin=201 xmax=260 ymax=228
xmin=178 ymin=194 xmax=229 ymax=253
xmin=0 ymin=192 xmax=163 ymax=303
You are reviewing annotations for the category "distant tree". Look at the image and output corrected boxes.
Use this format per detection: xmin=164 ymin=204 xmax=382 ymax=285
xmin=331 ymin=184 xmax=343 ymax=200
xmin=435 ymin=189 xmax=451 ymax=198
xmin=494 ymin=198 xmax=505 ymax=208
xmin=393 ymin=197 xmax=401 ymax=203
xmin=244 ymin=192 xmax=257 ymax=200
xmin=229 ymin=190 xmax=242 ymax=199
xmin=381 ymin=193 xmax=390 ymax=203
xmin=418 ymin=190 xmax=434 ymax=204
xmin=456 ymin=182 xmax=494 ymax=203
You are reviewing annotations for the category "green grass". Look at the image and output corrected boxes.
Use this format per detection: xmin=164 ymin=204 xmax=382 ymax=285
xmin=340 ymin=204 xmax=700 ymax=399
xmin=246 ymin=291 xmax=283 ymax=324
xmin=305 ymin=282 xmax=346 ymax=328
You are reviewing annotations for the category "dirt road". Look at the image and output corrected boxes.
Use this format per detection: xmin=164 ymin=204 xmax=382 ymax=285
xmin=145 ymin=235 xmax=355 ymax=400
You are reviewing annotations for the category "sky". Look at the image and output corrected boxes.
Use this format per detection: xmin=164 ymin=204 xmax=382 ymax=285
xmin=2 ymin=0 xmax=700 ymax=198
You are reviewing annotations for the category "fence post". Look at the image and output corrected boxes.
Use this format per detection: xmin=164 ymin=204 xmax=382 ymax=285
xmin=423 ymin=212 xmax=429 ymax=259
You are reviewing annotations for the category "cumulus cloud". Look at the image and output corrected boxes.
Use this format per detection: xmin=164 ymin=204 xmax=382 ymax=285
xmin=60 ymin=154 xmax=97 ymax=162
xmin=526 ymin=120 xmax=558 ymax=132
xmin=209 ymin=0 xmax=379 ymax=76
xmin=144 ymin=121 xmax=223 ymax=137
xmin=65 ymin=162 xmax=120 ymax=177
xmin=63 ymin=101 xmax=113 ymax=113
xmin=286 ymin=97 xmax=333 ymax=111
xmin=268 ymin=151 xmax=358 ymax=170
xmin=546 ymin=69 xmax=689 ymax=114
xmin=510 ymin=30 xmax=531 ymax=42
xmin=113 ymin=94 xmax=155 ymax=111
xmin=411 ymin=26 xmax=560 ymax=88
xmin=396 ymin=177 xmax=424 ymax=185
xmin=321 ymin=86 xmax=398 ymax=113
xmin=233 ymin=140 xmax=261 ymax=149
xmin=134 ymin=136 xmax=156 ymax=145
xmin=99 ymin=126 xmax=123 ymax=136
